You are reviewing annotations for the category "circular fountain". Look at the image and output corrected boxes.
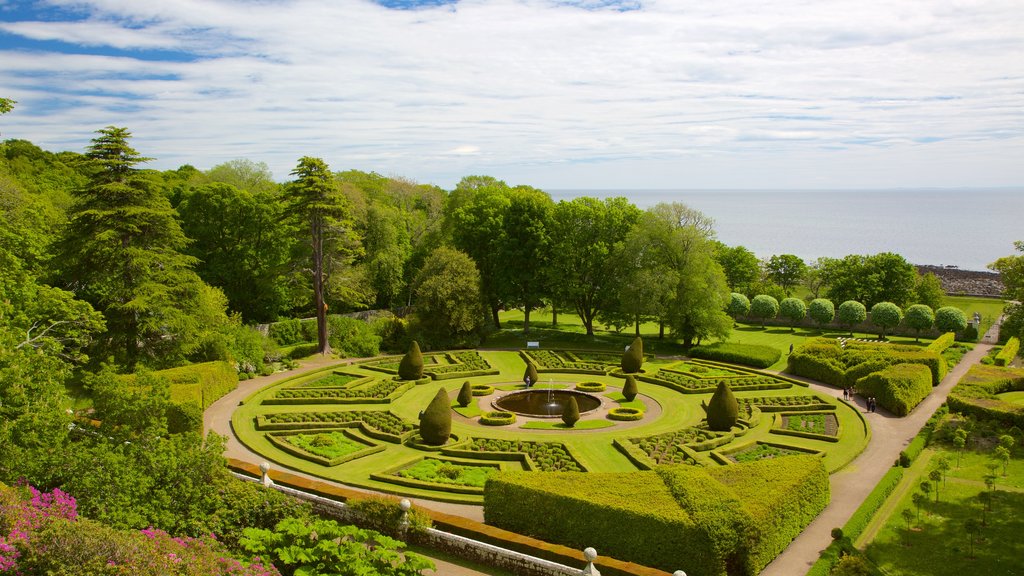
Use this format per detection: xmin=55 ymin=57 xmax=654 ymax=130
xmin=493 ymin=389 xmax=602 ymax=418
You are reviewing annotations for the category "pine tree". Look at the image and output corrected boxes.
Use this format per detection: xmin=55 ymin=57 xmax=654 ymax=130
xmin=398 ymin=341 xmax=424 ymax=380
xmin=621 ymin=336 xmax=644 ymax=373
xmin=419 ymin=388 xmax=452 ymax=445
xmin=55 ymin=126 xmax=206 ymax=369
xmin=622 ymin=375 xmax=639 ymax=402
xmin=561 ymin=396 xmax=580 ymax=427
xmin=706 ymin=381 xmax=739 ymax=431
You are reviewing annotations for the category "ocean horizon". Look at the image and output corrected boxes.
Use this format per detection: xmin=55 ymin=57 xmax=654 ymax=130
xmin=548 ymin=188 xmax=1024 ymax=272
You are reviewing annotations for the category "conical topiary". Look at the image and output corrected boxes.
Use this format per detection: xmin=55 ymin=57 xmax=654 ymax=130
xmin=622 ymin=375 xmax=638 ymax=402
xmin=706 ymin=381 xmax=739 ymax=431
xmin=523 ymin=362 xmax=539 ymax=387
xmin=561 ymin=396 xmax=580 ymax=427
xmin=419 ymin=388 xmax=452 ymax=445
xmin=621 ymin=336 xmax=644 ymax=373
xmin=457 ymin=381 xmax=473 ymax=407
xmin=399 ymin=341 xmax=424 ymax=380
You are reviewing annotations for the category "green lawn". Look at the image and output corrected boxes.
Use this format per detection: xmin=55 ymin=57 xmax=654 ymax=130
xmin=943 ymin=295 xmax=1007 ymax=337
xmin=997 ymin=391 xmax=1024 ymax=406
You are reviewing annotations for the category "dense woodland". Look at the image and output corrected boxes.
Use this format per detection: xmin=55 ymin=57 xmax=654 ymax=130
xmin=3 ymin=111 xmax=1024 ymax=573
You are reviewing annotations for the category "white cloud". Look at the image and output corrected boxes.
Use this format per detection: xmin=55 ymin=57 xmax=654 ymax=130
xmin=0 ymin=0 xmax=1021 ymax=188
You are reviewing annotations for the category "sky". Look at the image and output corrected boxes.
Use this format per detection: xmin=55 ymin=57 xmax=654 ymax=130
xmin=0 ymin=0 xmax=1022 ymax=190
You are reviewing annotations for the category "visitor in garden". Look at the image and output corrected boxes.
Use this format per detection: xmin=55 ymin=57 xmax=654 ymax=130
xmin=525 ymin=375 xmax=532 ymax=388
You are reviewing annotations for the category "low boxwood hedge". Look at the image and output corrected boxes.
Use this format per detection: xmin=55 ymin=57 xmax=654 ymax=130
xmin=470 ymin=384 xmax=495 ymax=396
xmin=946 ymin=363 xmax=1024 ymax=427
xmin=995 ymin=336 xmax=1020 ymax=366
xmin=688 ymin=342 xmax=782 ymax=368
xmin=479 ymin=411 xmax=516 ymax=426
xmin=266 ymin=429 xmax=384 ymax=466
xmin=607 ymin=407 xmax=644 ymax=421
xmin=855 ymin=363 xmax=932 ymax=416
xmin=575 ymin=381 xmax=607 ymax=392
xmin=925 ymin=332 xmax=956 ymax=353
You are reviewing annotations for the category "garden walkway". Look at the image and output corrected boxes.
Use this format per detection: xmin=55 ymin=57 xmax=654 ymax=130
xmin=759 ymin=323 xmax=999 ymax=576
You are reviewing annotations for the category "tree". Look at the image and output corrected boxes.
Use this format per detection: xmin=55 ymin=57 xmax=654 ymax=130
xmin=919 ymin=480 xmax=932 ymax=503
xmin=831 ymin=555 xmax=872 ymax=576
xmin=803 ymin=258 xmax=834 ymax=299
xmin=727 ymin=293 xmax=750 ymax=321
xmin=203 ymin=158 xmax=278 ymax=195
xmin=808 ymin=298 xmax=835 ymax=329
xmin=964 ymin=518 xmax=981 ymax=558
xmin=561 ymin=396 xmax=580 ymax=427
xmin=779 ymin=297 xmax=807 ymax=330
xmin=929 ymin=469 xmax=942 ymax=502
xmin=457 ymin=381 xmax=473 ymax=407
xmin=55 ymin=126 xmax=213 ymax=369
xmin=750 ymin=295 xmax=779 ymax=327
xmin=904 ymin=304 xmax=935 ymax=341
xmin=911 ymin=492 xmax=926 ymax=522
xmin=621 ymin=336 xmax=644 ymax=373
xmin=935 ymin=306 xmax=968 ymax=334
xmin=978 ymin=491 xmax=992 ymax=526
xmin=990 ymin=241 xmax=1024 ymax=341
xmin=993 ymin=445 xmax=1011 ymax=476
xmin=419 ymin=388 xmax=452 ymax=445
xmin=622 ymin=375 xmax=638 ymax=402
xmin=706 ymin=381 xmax=738 ymax=431
xmin=285 ymin=156 xmax=354 ymax=355
xmin=0 ymin=97 xmax=14 ymax=115
xmin=500 ymin=186 xmax=555 ymax=334
xmin=411 ymin=247 xmax=485 ymax=347
xmin=953 ymin=428 xmax=968 ymax=467
xmin=870 ymin=302 xmax=903 ymax=339
xmin=914 ymin=273 xmax=945 ymax=310
xmin=715 ymin=244 xmax=761 ymax=293
xmin=826 ymin=253 xmax=917 ymax=308
xmin=766 ymin=254 xmax=806 ymax=296
xmin=936 ymin=455 xmax=951 ymax=487
xmin=901 ymin=508 xmax=914 ymax=546
xmin=398 ymin=341 xmax=424 ymax=380
xmin=837 ymin=300 xmax=867 ymax=335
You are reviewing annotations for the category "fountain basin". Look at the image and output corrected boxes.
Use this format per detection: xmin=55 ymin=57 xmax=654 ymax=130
xmin=493 ymin=389 xmax=602 ymax=418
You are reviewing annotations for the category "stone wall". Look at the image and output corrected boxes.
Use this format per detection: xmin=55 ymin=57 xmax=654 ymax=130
xmin=916 ymin=265 xmax=1004 ymax=297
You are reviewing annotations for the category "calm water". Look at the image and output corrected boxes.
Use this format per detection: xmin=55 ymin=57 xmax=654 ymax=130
xmin=549 ymin=189 xmax=1024 ymax=271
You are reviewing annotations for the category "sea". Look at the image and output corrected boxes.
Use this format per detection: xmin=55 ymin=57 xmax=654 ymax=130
xmin=548 ymin=189 xmax=1024 ymax=272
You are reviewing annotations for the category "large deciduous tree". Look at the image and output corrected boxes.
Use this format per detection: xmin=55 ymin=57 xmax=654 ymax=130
xmin=766 ymin=254 xmax=807 ymax=296
xmin=715 ymin=244 xmax=761 ymax=293
xmin=779 ymin=297 xmax=807 ymax=330
xmin=808 ymin=298 xmax=835 ymax=328
xmin=825 ymin=253 xmax=917 ymax=308
xmin=870 ymin=301 xmax=903 ymax=339
xmin=990 ymin=241 xmax=1024 ymax=342
xmin=904 ymin=304 xmax=935 ymax=341
xmin=412 ymin=247 xmax=485 ymax=347
xmin=838 ymin=300 xmax=867 ymax=335
xmin=750 ymin=295 xmax=780 ymax=327
xmin=55 ymin=126 xmax=212 ymax=369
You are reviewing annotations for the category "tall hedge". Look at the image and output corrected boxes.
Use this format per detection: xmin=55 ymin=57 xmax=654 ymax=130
xmin=398 ymin=341 xmax=424 ymax=380
xmin=925 ymin=332 xmax=956 ymax=353
xmin=621 ymin=336 xmax=644 ymax=373
xmin=706 ymin=381 xmax=739 ymax=431
xmin=788 ymin=338 xmax=945 ymax=390
xmin=995 ymin=336 xmax=1020 ymax=366
xmin=622 ymin=375 xmax=638 ymax=402
xmin=855 ymin=363 xmax=932 ymax=416
xmin=419 ymin=388 xmax=451 ymax=445
xmin=947 ymin=364 xmax=1024 ymax=427
xmin=688 ymin=342 xmax=781 ymax=369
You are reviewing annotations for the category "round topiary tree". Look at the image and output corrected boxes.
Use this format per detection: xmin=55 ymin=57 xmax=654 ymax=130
xmin=523 ymin=362 xmax=539 ymax=387
xmin=561 ymin=396 xmax=580 ymax=427
xmin=870 ymin=301 xmax=903 ymax=339
xmin=837 ymin=300 xmax=867 ymax=336
xmin=398 ymin=340 xmax=424 ymax=380
xmin=750 ymin=294 xmax=780 ymax=327
xmin=419 ymin=388 xmax=452 ymax=445
xmin=727 ymin=292 xmax=750 ymax=321
xmin=779 ymin=297 xmax=807 ymax=330
xmin=808 ymin=298 xmax=835 ymax=329
xmin=457 ymin=380 xmax=473 ymax=407
xmin=706 ymin=381 xmax=739 ymax=431
xmin=935 ymin=306 xmax=968 ymax=334
xmin=621 ymin=336 xmax=644 ymax=373
xmin=622 ymin=374 xmax=638 ymax=402
xmin=904 ymin=304 xmax=935 ymax=341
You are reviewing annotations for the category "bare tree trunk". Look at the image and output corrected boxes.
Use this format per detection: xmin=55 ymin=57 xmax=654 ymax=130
xmin=551 ymin=303 xmax=558 ymax=327
xmin=524 ymin=305 xmax=531 ymax=334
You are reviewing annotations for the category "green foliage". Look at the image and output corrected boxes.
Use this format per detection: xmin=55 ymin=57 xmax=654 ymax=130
xmin=946 ymin=364 xmax=1024 ymax=428
xmin=240 ymin=516 xmax=434 ymax=576
xmin=268 ymin=318 xmax=318 ymax=346
xmin=327 ymin=315 xmax=381 ymax=358
xmin=575 ymin=381 xmax=607 ymax=392
xmin=779 ymin=297 xmax=807 ymax=327
xmin=418 ymin=387 xmax=452 ymax=445
xmin=808 ymin=298 xmax=836 ymax=327
xmin=837 ymin=300 xmax=867 ymax=332
xmin=706 ymin=381 xmax=739 ymax=431
xmin=716 ymin=244 xmax=761 ymax=293
xmin=345 ymin=495 xmax=432 ymax=536
xmin=914 ymin=272 xmax=945 ymax=310
xmin=457 ymin=381 xmax=473 ymax=407
xmin=824 ymin=252 xmax=917 ymax=308
xmin=904 ymin=304 xmax=935 ymax=339
xmin=479 ymin=410 xmax=516 ymax=426
xmin=995 ymin=336 xmax=1019 ymax=366
xmin=398 ymin=341 xmax=424 ymax=380
xmin=622 ymin=374 xmax=639 ymax=401
xmin=750 ymin=294 xmax=780 ymax=326
xmin=621 ymin=335 xmax=644 ymax=373
xmin=688 ymin=342 xmax=782 ymax=368
xmin=524 ymin=361 xmax=540 ymax=385
xmin=843 ymin=466 xmax=905 ymax=541
xmin=607 ymin=407 xmax=644 ymax=421
xmin=869 ymin=301 xmax=903 ymax=337
xmin=856 ymin=363 xmax=933 ymax=416
xmin=561 ymin=395 xmax=580 ymax=427
xmin=935 ymin=306 xmax=968 ymax=334
xmin=789 ymin=338 xmax=946 ymax=390
xmin=411 ymin=247 xmax=485 ymax=347
xmin=728 ymin=292 xmax=751 ymax=319
xmin=766 ymin=254 xmax=807 ymax=295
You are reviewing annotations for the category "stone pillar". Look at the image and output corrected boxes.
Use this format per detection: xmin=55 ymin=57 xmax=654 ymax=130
xmin=259 ymin=461 xmax=274 ymax=487
xmin=581 ymin=547 xmax=601 ymax=576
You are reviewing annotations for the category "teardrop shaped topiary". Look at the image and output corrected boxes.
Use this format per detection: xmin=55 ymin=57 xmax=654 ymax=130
xmin=621 ymin=336 xmax=644 ymax=373
xmin=622 ymin=374 xmax=638 ymax=402
xmin=457 ymin=381 xmax=473 ymax=407
xmin=398 ymin=341 xmax=424 ymax=380
xmin=419 ymin=388 xmax=452 ymax=445
xmin=523 ymin=362 xmax=539 ymax=387
xmin=561 ymin=395 xmax=580 ymax=427
xmin=706 ymin=380 xmax=739 ymax=431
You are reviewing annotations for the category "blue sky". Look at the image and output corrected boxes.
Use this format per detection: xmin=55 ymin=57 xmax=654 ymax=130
xmin=1 ymin=0 xmax=1022 ymax=189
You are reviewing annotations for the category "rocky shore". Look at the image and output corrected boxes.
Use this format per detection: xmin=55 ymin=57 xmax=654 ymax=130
xmin=916 ymin=265 xmax=1004 ymax=297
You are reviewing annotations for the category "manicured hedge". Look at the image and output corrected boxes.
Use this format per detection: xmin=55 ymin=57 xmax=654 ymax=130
xmin=788 ymin=338 xmax=945 ymax=392
xmin=266 ymin=429 xmax=385 ymax=466
xmin=479 ymin=411 xmax=516 ymax=426
xmin=995 ymin=336 xmax=1020 ymax=366
xmin=925 ymin=332 xmax=956 ymax=353
xmin=947 ymin=363 xmax=1024 ymax=427
xmin=575 ymin=381 xmax=607 ymax=392
xmin=151 ymin=361 xmax=238 ymax=409
xmin=687 ymin=342 xmax=782 ymax=369
xmin=841 ymin=465 xmax=904 ymax=541
xmin=855 ymin=363 xmax=932 ymax=416
xmin=607 ymin=407 xmax=644 ymax=421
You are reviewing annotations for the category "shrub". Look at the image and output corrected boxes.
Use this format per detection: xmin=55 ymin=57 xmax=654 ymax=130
xmin=728 ymin=293 xmax=750 ymax=319
xmin=946 ymin=363 xmax=1024 ymax=427
xmin=960 ymin=323 xmax=979 ymax=342
xmin=327 ymin=315 xmax=381 ymax=358
xmin=689 ymin=342 xmax=782 ymax=368
xmin=750 ymin=294 xmax=780 ymax=326
xmin=855 ymin=363 xmax=932 ymax=416
xmin=470 ymin=384 xmax=494 ymax=396
xmin=369 ymin=314 xmax=408 ymax=353
xmin=268 ymin=318 xmax=316 ymax=346
xmin=808 ymin=298 xmax=835 ymax=327
xmin=398 ymin=341 xmax=424 ymax=380
xmin=779 ymin=297 xmax=807 ymax=328
xmin=904 ymin=304 xmax=935 ymax=339
xmin=622 ymin=374 xmax=639 ymax=401
xmin=479 ymin=411 xmax=516 ymax=426
xmin=561 ymin=396 xmax=580 ymax=427
xmin=925 ymin=332 xmax=956 ymax=353
xmin=837 ymin=301 xmax=867 ymax=334
xmin=706 ymin=381 xmax=739 ymax=431
xmin=995 ymin=336 xmax=1020 ymax=366
xmin=608 ymin=407 xmax=644 ymax=421
xmin=456 ymin=381 xmax=473 ymax=407
xmin=621 ymin=336 xmax=644 ymax=373
xmin=869 ymin=302 xmax=902 ymax=338
xmin=575 ymin=381 xmax=607 ymax=392
xmin=419 ymin=388 xmax=451 ymax=445
xmin=935 ymin=306 xmax=968 ymax=334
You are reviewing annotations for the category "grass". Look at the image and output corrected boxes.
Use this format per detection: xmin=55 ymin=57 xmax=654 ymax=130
xmin=996 ymin=391 xmax=1024 ymax=406
xmin=520 ymin=419 xmax=616 ymax=430
xmin=395 ymin=458 xmax=496 ymax=488
xmin=285 ymin=431 xmax=366 ymax=459
xmin=861 ymin=444 xmax=1024 ymax=575
xmin=943 ymin=295 xmax=1007 ymax=338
